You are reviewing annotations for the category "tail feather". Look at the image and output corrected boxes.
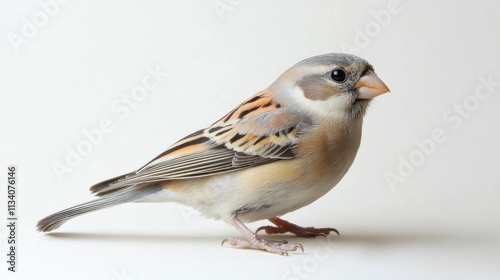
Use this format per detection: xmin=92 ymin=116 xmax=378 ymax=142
xmin=37 ymin=185 xmax=162 ymax=232
xmin=88 ymin=172 xmax=133 ymax=196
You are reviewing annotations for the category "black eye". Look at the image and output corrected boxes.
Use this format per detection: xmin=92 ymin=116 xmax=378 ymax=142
xmin=330 ymin=69 xmax=347 ymax=83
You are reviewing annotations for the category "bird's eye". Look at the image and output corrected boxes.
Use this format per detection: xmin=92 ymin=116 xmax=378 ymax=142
xmin=330 ymin=69 xmax=347 ymax=83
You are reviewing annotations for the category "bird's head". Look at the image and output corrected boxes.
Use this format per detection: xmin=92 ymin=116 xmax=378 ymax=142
xmin=270 ymin=53 xmax=390 ymax=120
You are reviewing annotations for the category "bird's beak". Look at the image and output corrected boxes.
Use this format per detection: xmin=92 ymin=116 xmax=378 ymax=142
xmin=355 ymin=70 xmax=390 ymax=99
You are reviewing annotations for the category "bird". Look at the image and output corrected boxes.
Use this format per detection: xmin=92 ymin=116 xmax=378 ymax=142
xmin=37 ymin=53 xmax=390 ymax=255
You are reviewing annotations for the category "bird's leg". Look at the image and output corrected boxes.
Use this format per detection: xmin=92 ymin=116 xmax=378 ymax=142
xmin=256 ymin=217 xmax=339 ymax=237
xmin=221 ymin=217 xmax=303 ymax=256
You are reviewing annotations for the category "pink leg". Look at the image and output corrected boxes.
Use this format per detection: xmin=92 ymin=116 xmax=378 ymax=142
xmin=222 ymin=217 xmax=304 ymax=256
xmin=256 ymin=217 xmax=339 ymax=237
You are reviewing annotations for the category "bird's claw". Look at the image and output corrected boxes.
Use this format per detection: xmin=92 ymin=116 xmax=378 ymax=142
xmin=222 ymin=237 xmax=303 ymax=256
xmin=256 ymin=224 xmax=339 ymax=238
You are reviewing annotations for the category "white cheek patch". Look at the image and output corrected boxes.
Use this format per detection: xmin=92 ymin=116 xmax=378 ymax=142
xmin=288 ymin=85 xmax=352 ymax=119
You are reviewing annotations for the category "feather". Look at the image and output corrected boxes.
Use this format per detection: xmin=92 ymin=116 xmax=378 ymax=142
xmin=37 ymin=185 xmax=162 ymax=232
xmin=90 ymin=91 xmax=311 ymax=196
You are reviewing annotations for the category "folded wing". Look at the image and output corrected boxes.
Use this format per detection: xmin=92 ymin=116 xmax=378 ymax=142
xmin=90 ymin=91 xmax=312 ymax=196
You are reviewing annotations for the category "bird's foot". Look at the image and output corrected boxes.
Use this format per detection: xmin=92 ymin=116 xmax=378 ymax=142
xmin=222 ymin=237 xmax=303 ymax=256
xmin=256 ymin=217 xmax=339 ymax=238
xmin=225 ymin=216 xmax=304 ymax=255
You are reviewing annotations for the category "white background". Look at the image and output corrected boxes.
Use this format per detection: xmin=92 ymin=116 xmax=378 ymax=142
xmin=1 ymin=0 xmax=500 ymax=279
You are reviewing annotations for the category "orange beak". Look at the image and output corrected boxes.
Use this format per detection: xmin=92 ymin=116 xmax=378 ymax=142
xmin=355 ymin=70 xmax=390 ymax=99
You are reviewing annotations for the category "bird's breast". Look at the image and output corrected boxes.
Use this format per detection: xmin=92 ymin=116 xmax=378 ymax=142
xmin=296 ymin=119 xmax=363 ymax=182
xmin=221 ymin=119 xmax=364 ymax=222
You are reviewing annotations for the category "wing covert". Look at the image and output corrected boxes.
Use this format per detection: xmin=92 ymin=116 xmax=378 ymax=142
xmin=91 ymin=91 xmax=312 ymax=195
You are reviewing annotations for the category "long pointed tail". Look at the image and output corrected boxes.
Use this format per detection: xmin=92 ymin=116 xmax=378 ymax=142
xmin=37 ymin=185 xmax=162 ymax=232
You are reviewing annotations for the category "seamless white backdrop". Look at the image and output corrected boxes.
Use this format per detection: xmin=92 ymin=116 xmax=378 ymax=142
xmin=1 ymin=1 xmax=499 ymax=279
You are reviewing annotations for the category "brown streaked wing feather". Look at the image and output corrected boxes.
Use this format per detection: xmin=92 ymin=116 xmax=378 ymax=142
xmin=91 ymin=91 xmax=311 ymax=196
xmin=205 ymin=90 xmax=310 ymax=159
xmin=213 ymin=91 xmax=284 ymax=125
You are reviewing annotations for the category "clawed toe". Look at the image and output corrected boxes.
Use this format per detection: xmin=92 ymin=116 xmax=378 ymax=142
xmin=224 ymin=216 xmax=331 ymax=255
xmin=222 ymin=237 xmax=303 ymax=256
xmin=256 ymin=225 xmax=287 ymax=235
xmin=256 ymin=217 xmax=340 ymax=238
